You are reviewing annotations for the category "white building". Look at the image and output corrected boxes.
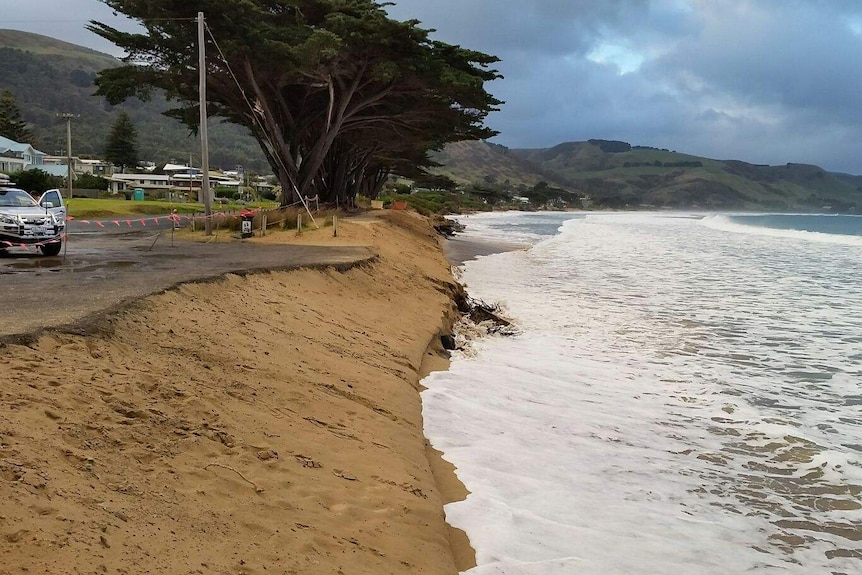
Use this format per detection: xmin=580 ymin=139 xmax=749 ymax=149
xmin=0 ymin=135 xmax=47 ymax=174
xmin=108 ymin=173 xmax=172 ymax=195
xmin=44 ymin=156 xmax=113 ymax=176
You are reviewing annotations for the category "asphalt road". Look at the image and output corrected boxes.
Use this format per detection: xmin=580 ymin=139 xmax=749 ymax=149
xmin=0 ymin=226 xmax=374 ymax=340
xmin=65 ymin=213 xmax=192 ymax=235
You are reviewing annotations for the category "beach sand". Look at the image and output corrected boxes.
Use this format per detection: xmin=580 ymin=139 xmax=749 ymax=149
xmin=443 ymin=236 xmax=527 ymax=266
xmin=0 ymin=211 xmax=473 ymax=574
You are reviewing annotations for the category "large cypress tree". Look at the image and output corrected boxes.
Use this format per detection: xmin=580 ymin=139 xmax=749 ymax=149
xmin=0 ymin=89 xmax=34 ymax=144
xmin=88 ymin=0 xmax=501 ymax=205
xmin=104 ymin=111 xmax=139 ymax=172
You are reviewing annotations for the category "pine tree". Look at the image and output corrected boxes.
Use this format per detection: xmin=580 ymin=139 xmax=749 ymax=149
xmin=104 ymin=111 xmax=138 ymax=172
xmin=0 ymin=89 xmax=34 ymax=144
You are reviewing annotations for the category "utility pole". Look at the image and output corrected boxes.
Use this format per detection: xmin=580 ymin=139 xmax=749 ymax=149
xmin=57 ymin=113 xmax=77 ymax=202
xmin=198 ymin=12 xmax=213 ymax=235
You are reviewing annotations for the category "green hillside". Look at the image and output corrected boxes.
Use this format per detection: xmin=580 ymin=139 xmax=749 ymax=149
xmin=435 ymin=139 xmax=862 ymax=211
xmin=431 ymin=141 xmax=572 ymax=189
xmin=0 ymin=30 xmax=268 ymax=172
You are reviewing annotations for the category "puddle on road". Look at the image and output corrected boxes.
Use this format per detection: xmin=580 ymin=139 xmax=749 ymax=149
xmin=6 ymin=259 xmax=62 ymax=270
xmin=140 ymin=252 xmax=189 ymax=259
xmin=79 ymin=261 xmax=137 ymax=272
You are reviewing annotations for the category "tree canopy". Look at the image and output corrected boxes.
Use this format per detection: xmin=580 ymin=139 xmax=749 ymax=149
xmin=105 ymin=111 xmax=139 ymax=172
xmin=89 ymin=0 xmax=501 ymax=205
xmin=13 ymin=168 xmax=62 ymax=193
xmin=0 ymin=89 xmax=34 ymax=144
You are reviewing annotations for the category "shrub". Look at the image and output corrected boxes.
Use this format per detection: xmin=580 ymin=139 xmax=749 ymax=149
xmin=12 ymin=168 xmax=63 ymax=193
xmin=75 ymin=173 xmax=110 ymax=190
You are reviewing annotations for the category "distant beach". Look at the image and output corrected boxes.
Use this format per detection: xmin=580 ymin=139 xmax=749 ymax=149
xmin=442 ymin=230 xmax=527 ymax=265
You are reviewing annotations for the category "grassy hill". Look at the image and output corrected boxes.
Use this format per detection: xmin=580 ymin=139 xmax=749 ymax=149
xmin=0 ymin=30 xmax=268 ymax=172
xmin=0 ymin=29 xmax=116 ymax=70
xmin=434 ymin=139 xmax=862 ymax=211
xmin=431 ymin=141 xmax=572 ymax=190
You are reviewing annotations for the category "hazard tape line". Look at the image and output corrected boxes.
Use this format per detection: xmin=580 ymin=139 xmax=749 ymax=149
xmin=68 ymin=212 xmax=237 ymax=227
xmin=1 ymin=234 xmax=65 ymax=250
xmin=66 ymin=203 xmax=309 ymax=229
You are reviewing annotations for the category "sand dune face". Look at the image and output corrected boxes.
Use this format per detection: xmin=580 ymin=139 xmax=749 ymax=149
xmin=0 ymin=212 xmax=464 ymax=574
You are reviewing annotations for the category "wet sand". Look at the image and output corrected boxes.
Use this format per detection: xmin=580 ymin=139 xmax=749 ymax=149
xmin=0 ymin=211 xmax=473 ymax=574
xmin=443 ymin=236 xmax=527 ymax=266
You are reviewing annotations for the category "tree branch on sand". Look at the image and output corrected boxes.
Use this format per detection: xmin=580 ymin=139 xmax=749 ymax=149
xmin=452 ymin=283 xmax=514 ymax=335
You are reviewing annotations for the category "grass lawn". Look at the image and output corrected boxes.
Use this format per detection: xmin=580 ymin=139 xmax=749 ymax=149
xmin=67 ymin=198 xmax=278 ymax=218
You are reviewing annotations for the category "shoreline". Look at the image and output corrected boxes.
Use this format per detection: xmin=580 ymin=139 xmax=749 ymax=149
xmin=418 ymin=338 xmax=476 ymax=572
xmin=0 ymin=211 xmax=475 ymax=574
xmin=443 ymin=236 xmax=528 ymax=266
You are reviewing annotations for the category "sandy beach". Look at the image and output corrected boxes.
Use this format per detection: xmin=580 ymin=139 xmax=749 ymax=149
xmin=442 ymin=236 xmax=527 ymax=266
xmin=0 ymin=211 xmax=475 ymax=574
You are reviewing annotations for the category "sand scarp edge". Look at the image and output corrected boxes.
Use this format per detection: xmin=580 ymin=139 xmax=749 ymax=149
xmin=0 ymin=255 xmax=378 ymax=347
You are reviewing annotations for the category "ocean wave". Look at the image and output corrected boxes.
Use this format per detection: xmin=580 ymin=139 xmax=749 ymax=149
xmin=456 ymin=211 xmax=579 ymax=245
xmin=700 ymin=214 xmax=862 ymax=246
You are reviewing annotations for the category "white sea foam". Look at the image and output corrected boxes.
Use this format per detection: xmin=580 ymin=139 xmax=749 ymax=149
xmin=701 ymin=213 xmax=862 ymax=245
xmin=422 ymin=212 xmax=862 ymax=574
xmin=453 ymin=211 xmax=578 ymax=245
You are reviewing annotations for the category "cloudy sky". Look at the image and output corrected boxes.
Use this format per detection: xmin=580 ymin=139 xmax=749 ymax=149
xmin=5 ymin=0 xmax=862 ymax=173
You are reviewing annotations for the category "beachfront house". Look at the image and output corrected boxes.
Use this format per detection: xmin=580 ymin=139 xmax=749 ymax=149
xmin=79 ymin=159 xmax=113 ymax=176
xmin=108 ymin=173 xmax=172 ymax=196
xmin=44 ymin=156 xmax=113 ymax=177
xmin=163 ymin=164 xmax=246 ymax=200
xmin=0 ymin=135 xmax=47 ymax=174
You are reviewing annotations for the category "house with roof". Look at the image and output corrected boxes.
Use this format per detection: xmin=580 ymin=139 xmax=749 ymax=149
xmin=44 ymin=156 xmax=113 ymax=177
xmin=0 ymin=135 xmax=47 ymax=174
xmin=39 ymin=164 xmax=75 ymax=179
xmin=108 ymin=173 xmax=172 ymax=195
xmin=78 ymin=158 xmax=113 ymax=176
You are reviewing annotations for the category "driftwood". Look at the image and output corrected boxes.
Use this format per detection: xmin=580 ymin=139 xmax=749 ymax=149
xmin=432 ymin=216 xmax=465 ymax=237
xmin=452 ymin=283 xmax=513 ymax=334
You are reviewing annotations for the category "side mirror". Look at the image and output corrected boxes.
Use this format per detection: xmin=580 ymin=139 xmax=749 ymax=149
xmin=43 ymin=202 xmax=54 ymax=208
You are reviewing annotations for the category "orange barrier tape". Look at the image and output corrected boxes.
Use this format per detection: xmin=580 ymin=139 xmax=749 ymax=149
xmin=1 ymin=235 xmax=64 ymax=250
xmin=61 ymin=203 xmax=314 ymax=230
xmin=69 ymin=211 xmax=254 ymax=227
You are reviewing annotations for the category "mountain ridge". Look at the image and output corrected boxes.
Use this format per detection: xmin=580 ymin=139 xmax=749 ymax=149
xmin=433 ymin=139 xmax=862 ymax=211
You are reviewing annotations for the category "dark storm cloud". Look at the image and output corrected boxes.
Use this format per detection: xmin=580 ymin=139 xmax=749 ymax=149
xmin=636 ymin=1 xmax=862 ymax=169
xmin=389 ymin=0 xmax=651 ymax=57
xmin=386 ymin=0 xmax=862 ymax=173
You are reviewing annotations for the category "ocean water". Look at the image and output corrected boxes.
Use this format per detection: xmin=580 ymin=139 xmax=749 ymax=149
xmin=421 ymin=212 xmax=862 ymax=574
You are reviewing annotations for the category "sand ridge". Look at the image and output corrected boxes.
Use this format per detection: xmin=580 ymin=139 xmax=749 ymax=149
xmin=0 ymin=211 xmax=470 ymax=574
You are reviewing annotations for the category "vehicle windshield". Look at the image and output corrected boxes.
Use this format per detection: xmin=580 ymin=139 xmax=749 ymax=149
xmin=0 ymin=190 xmax=39 ymax=208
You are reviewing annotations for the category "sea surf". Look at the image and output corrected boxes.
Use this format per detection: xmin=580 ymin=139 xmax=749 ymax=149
xmin=423 ymin=211 xmax=862 ymax=574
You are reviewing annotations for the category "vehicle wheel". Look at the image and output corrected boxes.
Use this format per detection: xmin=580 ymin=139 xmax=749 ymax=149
xmin=40 ymin=241 xmax=62 ymax=257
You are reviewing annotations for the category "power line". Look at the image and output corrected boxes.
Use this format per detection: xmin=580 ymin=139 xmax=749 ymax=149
xmin=2 ymin=18 xmax=197 ymax=23
xmin=204 ymin=21 xmax=317 ymax=226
